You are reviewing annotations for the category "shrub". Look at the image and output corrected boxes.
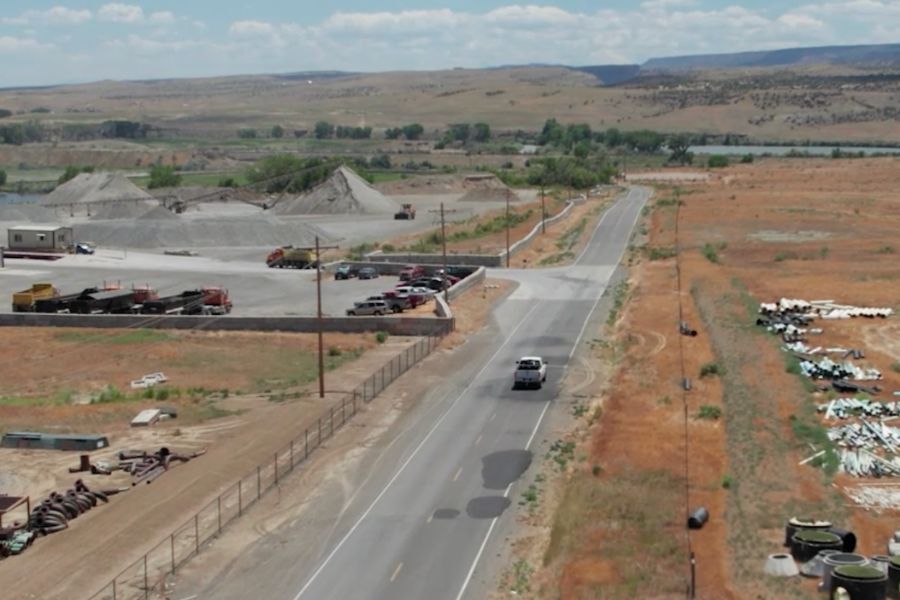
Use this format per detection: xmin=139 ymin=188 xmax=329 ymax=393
xmin=707 ymin=154 xmax=729 ymax=168
xmin=375 ymin=331 xmax=388 ymax=344
xmin=697 ymin=405 xmax=722 ymax=420
xmin=699 ymin=362 xmax=724 ymax=378
xmin=328 ymin=346 xmax=342 ymax=357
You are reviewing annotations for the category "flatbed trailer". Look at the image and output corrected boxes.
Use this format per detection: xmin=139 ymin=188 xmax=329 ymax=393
xmin=140 ymin=291 xmax=205 ymax=315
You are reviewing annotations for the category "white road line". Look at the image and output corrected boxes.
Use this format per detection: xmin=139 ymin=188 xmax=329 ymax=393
xmin=475 ymin=435 xmax=482 ymax=446
xmin=453 ymin=401 xmax=552 ymax=600
xmin=290 ymin=300 xmax=543 ymax=600
xmin=390 ymin=563 xmax=403 ymax=582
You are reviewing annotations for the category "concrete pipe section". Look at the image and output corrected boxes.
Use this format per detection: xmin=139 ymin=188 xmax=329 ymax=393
xmin=765 ymin=554 xmax=800 ymax=577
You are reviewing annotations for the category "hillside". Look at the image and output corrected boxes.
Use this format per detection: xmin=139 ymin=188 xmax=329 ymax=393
xmin=642 ymin=43 xmax=900 ymax=70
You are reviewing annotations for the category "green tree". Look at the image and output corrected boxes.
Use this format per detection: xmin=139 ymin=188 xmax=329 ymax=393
xmin=147 ymin=165 xmax=182 ymax=189
xmin=624 ymin=130 xmax=664 ymax=153
xmin=58 ymin=165 xmax=94 ymax=185
xmin=473 ymin=122 xmax=491 ymax=143
xmin=573 ymin=143 xmax=590 ymax=160
xmin=0 ymin=169 xmax=6 ymax=186
xmin=271 ymin=125 xmax=285 ymax=139
xmin=237 ymin=129 xmax=257 ymax=139
xmin=603 ymin=127 xmax=624 ymax=147
xmin=448 ymin=123 xmax=470 ymax=142
xmin=667 ymin=133 xmax=694 ymax=165
xmin=401 ymin=123 xmax=424 ymax=140
xmin=370 ymin=154 xmax=392 ymax=169
xmin=314 ymin=121 xmax=335 ymax=139
xmin=385 ymin=127 xmax=402 ymax=140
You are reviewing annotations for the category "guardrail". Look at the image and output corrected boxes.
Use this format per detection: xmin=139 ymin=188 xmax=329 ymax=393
xmin=86 ymin=322 xmax=452 ymax=600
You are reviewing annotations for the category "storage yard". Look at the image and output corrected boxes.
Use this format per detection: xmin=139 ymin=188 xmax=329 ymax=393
xmin=509 ymin=157 xmax=900 ymax=600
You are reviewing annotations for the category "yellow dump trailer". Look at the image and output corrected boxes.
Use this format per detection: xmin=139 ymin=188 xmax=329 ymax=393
xmin=12 ymin=283 xmax=58 ymax=312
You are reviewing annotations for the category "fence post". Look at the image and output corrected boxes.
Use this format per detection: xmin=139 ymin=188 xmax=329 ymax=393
xmin=341 ymin=397 xmax=346 ymax=423
xmin=330 ymin=406 xmax=335 ymax=436
xmin=217 ymin=496 xmax=222 ymax=533
xmin=275 ymin=453 xmax=279 ymax=484
xmin=113 ymin=580 xmax=117 ymax=600
xmin=381 ymin=365 xmax=386 ymax=390
xmin=143 ymin=555 xmax=148 ymax=599
xmin=194 ymin=515 xmax=199 ymax=555
xmin=291 ymin=440 xmax=294 ymax=470
xmin=170 ymin=534 xmax=175 ymax=574
xmin=257 ymin=465 xmax=261 ymax=497
xmin=319 ymin=417 xmax=322 ymax=441
xmin=305 ymin=428 xmax=309 ymax=459
xmin=238 ymin=480 xmax=243 ymax=517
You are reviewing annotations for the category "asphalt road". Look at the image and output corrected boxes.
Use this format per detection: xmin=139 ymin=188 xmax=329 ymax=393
xmin=172 ymin=186 xmax=649 ymax=600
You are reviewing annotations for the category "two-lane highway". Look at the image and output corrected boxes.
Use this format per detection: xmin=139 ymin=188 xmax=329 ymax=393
xmin=286 ymin=186 xmax=650 ymax=600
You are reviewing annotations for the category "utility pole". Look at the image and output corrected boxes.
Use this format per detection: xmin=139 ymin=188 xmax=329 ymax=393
xmin=540 ymin=185 xmax=546 ymax=235
xmin=429 ymin=202 xmax=458 ymax=302
xmin=314 ymin=235 xmax=339 ymax=399
xmin=505 ymin=188 xmax=511 ymax=268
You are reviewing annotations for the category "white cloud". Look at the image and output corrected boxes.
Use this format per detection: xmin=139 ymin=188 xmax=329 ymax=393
xmin=149 ymin=11 xmax=175 ymax=24
xmin=10 ymin=2 xmax=900 ymax=86
xmin=97 ymin=3 xmax=145 ymax=23
xmin=2 ymin=6 xmax=92 ymax=25
xmin=0 ymin=36 xmax=54 ymax=53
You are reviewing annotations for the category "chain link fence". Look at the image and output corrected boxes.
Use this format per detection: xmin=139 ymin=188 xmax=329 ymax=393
xmin=87 ymin=323 xmax=451 ymax=600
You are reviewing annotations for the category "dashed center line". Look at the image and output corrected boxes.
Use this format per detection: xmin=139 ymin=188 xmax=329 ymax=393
xmin=475 ymin=435 xmax=482 ymax=446
xmin=490 ymin=413 xmax=496 ymax=422
xmin=390 ymin=562 xmax=403 ymax=582
xmin=453 ymin=468 xmax=462 ymax=482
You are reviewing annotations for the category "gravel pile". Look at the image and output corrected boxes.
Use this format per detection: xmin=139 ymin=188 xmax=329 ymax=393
xmin=40 ymin=173 xmax=154 ymax=206
xmin=274 ymin=166 xmax=398 ymax=216
xmin=0 ymin=202 xmax=57 ymax=222
xmin=458 ymin=188 xmax=520 ymax=202
xmin=89 ymin=200 xmax=158 ymax=220
xmin=73 ymin=216 xmax=339 ymax=249
xmin=137 ymin=206 xmax=180 ymax=220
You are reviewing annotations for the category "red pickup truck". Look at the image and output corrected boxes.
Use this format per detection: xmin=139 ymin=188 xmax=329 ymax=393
xmin=399 ymin=265 xmax=425 ymax=282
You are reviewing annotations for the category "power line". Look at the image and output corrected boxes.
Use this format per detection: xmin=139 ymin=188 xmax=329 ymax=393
xmin=428 ymin=203 xmax=458 ymax=303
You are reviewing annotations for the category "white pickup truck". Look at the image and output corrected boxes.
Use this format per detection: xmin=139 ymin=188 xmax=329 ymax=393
xmin=513 ymin=356 xmax=547 ymax=390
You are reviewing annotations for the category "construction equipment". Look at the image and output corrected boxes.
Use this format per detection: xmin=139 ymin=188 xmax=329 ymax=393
xmin=140 ymin=291 xmax=205 ymax=315
xmin=394 ymin=203 xmax=416 ymax=220
xmin=12 ymin=284 xmax=59 ymax=312
xmin=200 ymin=286 xmax=233 ymax=314
xmin=266 ymin=246 xmax=319 ymax=269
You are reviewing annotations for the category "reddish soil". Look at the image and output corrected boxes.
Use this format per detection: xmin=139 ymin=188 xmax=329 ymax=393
xmin=526 ymin=157 xmax=900 ymax=600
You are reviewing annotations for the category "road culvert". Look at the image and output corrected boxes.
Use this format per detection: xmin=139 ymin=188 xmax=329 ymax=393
xmin=791 ymin=530 xmax=843 ymax=562
xmin=784 ymin=517 xmax=833 ymax=547
xmin=831 ymin=565 xmax=887 ymax=600
xmin=823 ymin=554 xmax=870 ymax=593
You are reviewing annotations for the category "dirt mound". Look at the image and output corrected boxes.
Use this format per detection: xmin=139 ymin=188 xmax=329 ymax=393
xmin=89 ymin=200 xmax=158 ymax=220
xmin=137 ymin=205 xmax=180 ymax=220
xmin=40 ymin=172 xmax=154 ymax=206
xmin=458 ymin=187 xmax=521 ymax=202
xmin=375 ymin=173 xmax=510 ymax=196
xmin=273 ymin=166 xmax=398 ymax=216
xmin=0 ymin=201 xmax=57 ymax=222
xmin=73 ymin=216 xmax=339 ymax=249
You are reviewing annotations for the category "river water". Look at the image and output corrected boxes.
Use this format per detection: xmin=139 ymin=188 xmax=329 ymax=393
xmin=690 ymin=145 xmax=900 ymax=156
xmin=0 ymin=193 xmax=45 ymax=203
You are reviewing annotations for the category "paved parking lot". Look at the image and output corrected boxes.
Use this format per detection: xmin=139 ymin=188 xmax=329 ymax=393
xmin=0 ymin=251 xmax=419 ymax=317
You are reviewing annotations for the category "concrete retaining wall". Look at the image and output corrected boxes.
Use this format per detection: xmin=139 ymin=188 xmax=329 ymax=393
xmin=363 ymin=196 xmax=590 ymax=268
xmin=447 ymin=266 xmax=486 ymax=301
xmin=0 ymin=313 xmax=453 ymax=337
xmin=335 ymin=261 xmax=479 ymax=277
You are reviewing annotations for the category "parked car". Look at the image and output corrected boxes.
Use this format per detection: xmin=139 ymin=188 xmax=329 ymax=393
xmin=368 ymin=294 xmax=410 ymax=313
xmin=399 ymin=265 xmax=425 ymax=282
xmin=393 ymin=287 xmax=430 ymax=305
xmin=75 ymin=243 xmax=94 ymax=255
xmin=346 ymin=300 xmax=389 ymax=316
xmin=358 ymin=267 xmax=380 ymax=280
xmin=335 ymin=265 xmax=359 ymax=280
xmin=383 ymin=290 xmax=419 ymax=309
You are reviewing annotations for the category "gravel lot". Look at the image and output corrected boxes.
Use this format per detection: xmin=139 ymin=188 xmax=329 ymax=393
xmin=0 ymin=251 xmax=413 ymax=317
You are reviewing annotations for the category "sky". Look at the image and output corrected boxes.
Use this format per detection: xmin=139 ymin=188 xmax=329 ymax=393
xmin=0 ymin=0 xmax=897 ymax=86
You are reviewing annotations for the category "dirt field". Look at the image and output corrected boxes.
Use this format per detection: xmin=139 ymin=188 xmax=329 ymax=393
xmin=0 ymin=330 xmax=425 ymax=600
xmin=494 ymin=156 xmax=900 ymax=599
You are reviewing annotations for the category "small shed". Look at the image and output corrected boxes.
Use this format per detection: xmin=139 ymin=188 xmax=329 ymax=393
xmin=0 ymin=432 xmax=109 ymax=452
xmin=7 ymin=225 xmax=73 ymax=251
xmin=131 ymin=409 xmax=161 ymax=427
